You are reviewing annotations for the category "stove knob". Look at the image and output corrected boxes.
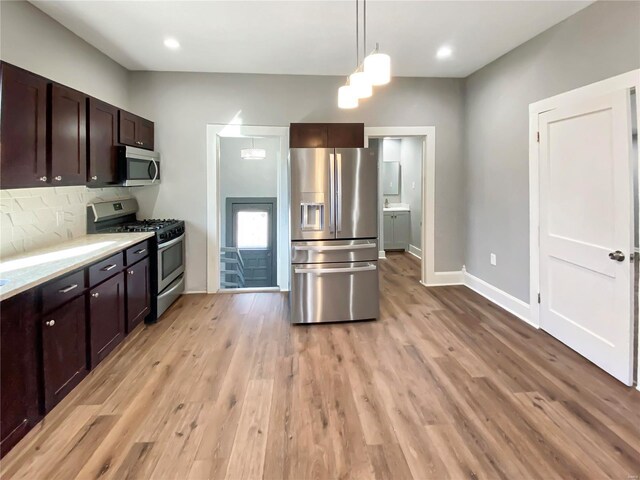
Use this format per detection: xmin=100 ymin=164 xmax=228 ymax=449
xmin=160 ymin=233 xmax=167 ymax=240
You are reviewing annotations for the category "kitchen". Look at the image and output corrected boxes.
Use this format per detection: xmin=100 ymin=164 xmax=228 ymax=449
xmin=1 ymin=1 xmax=640 ymax=479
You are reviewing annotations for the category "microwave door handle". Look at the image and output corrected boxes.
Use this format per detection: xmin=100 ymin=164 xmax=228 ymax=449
xmin=151 ymin=159 xmax=159 ymax=183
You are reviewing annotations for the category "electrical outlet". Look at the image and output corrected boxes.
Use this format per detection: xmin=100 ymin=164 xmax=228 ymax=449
xmin=56 ymin=211 xmax=65 ymax=226
xmin=490 ymin=253 xmax=497 ymax=266
xmin=411 ymin=181 xmax=416 ymax=190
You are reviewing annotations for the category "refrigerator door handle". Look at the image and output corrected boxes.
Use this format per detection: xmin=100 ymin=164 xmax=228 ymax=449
xmin=336 ymin=153 xmax=342 ymax=232
xmin=294 ymin=243 xmax=376 ymax=252
xmin=294 ymin=264 xmax=377 ymax=275
xmin=329 ymin=153 xmax=336 ymax=233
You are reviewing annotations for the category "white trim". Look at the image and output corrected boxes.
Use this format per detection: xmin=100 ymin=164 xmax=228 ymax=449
xmin=365 ymin=126 xmax=437 ymax=286
xmin=408 ymin=244 xmax=422 ymax=259
xmin=463 ymin=270 xmax=535 ymax=328
xmin=529 ymin=70 xmax=640 ymax=328
xmin=183 ymin=290 xmax=207 ymax=295
xmin=206 ymin=124 xmax=289 ymax=294
xmin=378 ymin=250 xmax=386 ymax=259
xmin=420 ymin=270 xmax=463 ymax=287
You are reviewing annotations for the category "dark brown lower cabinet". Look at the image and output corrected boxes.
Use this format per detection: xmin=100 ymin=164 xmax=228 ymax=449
xmin=0 ymin=291 xmax=40 ymax=458
xmin=42 ymin=295 xmax=88 ymax=412
xmin=126 ymin=256 xmax=150 ymax=333
xmin=89 ymin=272 xmax=126 ymax=368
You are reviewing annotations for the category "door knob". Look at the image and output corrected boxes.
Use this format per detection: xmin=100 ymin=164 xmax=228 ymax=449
xmin=128 ymin=270 xmax=134 ymax=275
xmin=91 ymin=176 xmax=98 ymax=181
xmin=92 ymin=292 xmax=100 ymax=298
xmin=54 ymin=176 xmax=62 ymax=181
xmin=45 ymin=320 xmax=55 ymax=327
xmin=608 ymin=250 xmax=625 ymax=262
xmin=39 ymin=176 xmax=47 ymax=182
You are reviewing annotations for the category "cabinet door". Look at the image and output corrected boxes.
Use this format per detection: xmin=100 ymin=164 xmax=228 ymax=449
xmin=0 ymin=63 xmax=48 ymax=188
xmin=1 ymin=290 xmax=40 ymax=458
xmin=327 ymin=123 xmax=364 ymax=148
xmin=118 ymin=110 xmax=138 ymax=147
xmin=138 ymin=117 xmax=155 ymax=150
xmin=126 ymin=256 xmax=150 ymax=333
xmin=49 ymin=83 xmax=87 ymax=185
xmin=289 ymin=123 xmax=328 ymax=148
xmin=383 ymin=213 xmax=394 ymax=250
xmin=394 ymin=212 xmax=410 ymax=250
xmin=89 ymin=272 xmax=125 ymax=368
xmin=42 ymin=295 xmax=88 ymax=412
xmin=88 ymin=98 xmax=119 ymax=186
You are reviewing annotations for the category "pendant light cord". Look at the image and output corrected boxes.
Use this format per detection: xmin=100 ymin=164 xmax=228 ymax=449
xmin=356 ymin=0 xmax=359 ymax=67
xmin=364 ymin=0 xmax=366 ymax=59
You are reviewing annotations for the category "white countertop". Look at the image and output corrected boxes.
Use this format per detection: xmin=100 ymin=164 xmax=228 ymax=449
xmin=384 ymin=203 xmax=410 ymax=212
xmin=0 ymin=233 xmax=155 ymax=301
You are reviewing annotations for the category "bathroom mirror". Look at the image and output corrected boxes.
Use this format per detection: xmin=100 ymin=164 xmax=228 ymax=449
xmin=382 ymin=161 xmax=400 ymax=195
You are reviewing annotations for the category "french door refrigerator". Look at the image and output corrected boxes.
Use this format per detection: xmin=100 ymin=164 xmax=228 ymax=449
xmin=290 ymin=148 xmax=379 ymax=324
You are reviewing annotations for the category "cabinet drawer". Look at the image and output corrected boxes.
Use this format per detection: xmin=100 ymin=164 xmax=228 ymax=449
xmin=41 ymin=270 xmax=85 ymax=313
xmin=89 ymin=252 xmax=124 ymax=286
xmin=125 ymin=240 xmax=150 ymax=265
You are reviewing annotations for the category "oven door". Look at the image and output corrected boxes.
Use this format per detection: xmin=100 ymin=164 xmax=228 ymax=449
xmin=157 ymin=234 xmax=185 ymax=292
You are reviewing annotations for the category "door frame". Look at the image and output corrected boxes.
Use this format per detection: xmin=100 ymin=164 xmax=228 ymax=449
xmin=529 ymin=69 xmax=640 ymax=387
xmin=364 ymin=126 xmax=439 ymax=286
xmin=225 ymin=197 xmax=278 ymax=288
xmin=206 ymin=124 xmax=289 ymax=293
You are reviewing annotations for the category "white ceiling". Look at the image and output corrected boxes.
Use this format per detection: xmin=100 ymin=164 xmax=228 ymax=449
xmin=31 ymin=0 xmax=593 ymax=78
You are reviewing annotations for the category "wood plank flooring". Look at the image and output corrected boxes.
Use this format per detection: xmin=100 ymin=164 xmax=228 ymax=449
xmin=2 ymin=252 xmax=640 ymax=479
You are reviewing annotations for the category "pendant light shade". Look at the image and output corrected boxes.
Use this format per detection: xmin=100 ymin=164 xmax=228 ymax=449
xmin=338 ymin=85 xmax=358 ymax=109
xmin=364 ymin=51 xmax=391 ymax=86
xmin=240 ymin=138 xmax=266 ymax=160
xmin=349 ymin=71 xmax=373 ymax=99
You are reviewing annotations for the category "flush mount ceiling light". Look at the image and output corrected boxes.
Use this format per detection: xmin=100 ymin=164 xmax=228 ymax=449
xmin=163 ymin=37 xmax=180 ymax=50
xmin=436 ymin=45 xmax=453 ymax=59
xmin=240 ymin=138 xmax=266 ymax=160
xmin=338 ymin=0 xmax=391 ymax=109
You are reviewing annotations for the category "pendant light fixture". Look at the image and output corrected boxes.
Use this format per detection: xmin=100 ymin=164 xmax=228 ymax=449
xmin=338 ymin=0 xmax=391 ymax=109
xmin=240 ymin=137 xmax=266 ymax=160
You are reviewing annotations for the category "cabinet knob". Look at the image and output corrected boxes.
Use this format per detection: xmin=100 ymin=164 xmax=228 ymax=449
xmin=39 ymin=176 xmax=47 ymax=182
xmin=91 ymin=176 xmax=98 ymax=181
xmin=54 ymin=176 xmax=62 ymax=181
xmin=128 ymin=270 xmax=134 ymax=275
xmin=92 ymin=292 xmax=100 ymax=298
xmin=45 ymin=320 xmax=55 ymax=327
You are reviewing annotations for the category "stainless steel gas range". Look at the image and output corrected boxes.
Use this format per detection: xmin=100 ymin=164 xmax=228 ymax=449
xmin=87 ymin=198 xmax=185 ymax=320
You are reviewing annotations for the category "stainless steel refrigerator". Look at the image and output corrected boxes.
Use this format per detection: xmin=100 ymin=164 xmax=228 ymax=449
xmin=289 ymin=148 xmax=379 ymax=324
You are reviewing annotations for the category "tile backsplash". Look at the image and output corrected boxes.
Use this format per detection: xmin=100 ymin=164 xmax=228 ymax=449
xmin=0 ymin=186 xmax=134 ymax=259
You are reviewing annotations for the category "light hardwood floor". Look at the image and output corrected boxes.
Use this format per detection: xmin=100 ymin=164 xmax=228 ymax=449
xmin=2 ymin=252 xmax=640 ymax=479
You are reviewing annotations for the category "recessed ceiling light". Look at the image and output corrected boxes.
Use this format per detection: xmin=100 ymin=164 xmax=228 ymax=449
xmin=436 ymin=45 xmax=453 ymax=59
xmin=163 ymin=38 xmax=180 ymax=50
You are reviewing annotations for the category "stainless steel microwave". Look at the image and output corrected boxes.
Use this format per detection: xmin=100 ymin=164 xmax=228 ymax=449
xmin=118 ymin=146 xmax=160 ymax=186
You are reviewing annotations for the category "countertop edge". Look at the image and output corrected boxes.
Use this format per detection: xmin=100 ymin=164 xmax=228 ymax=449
xmin=0 ymin=232 xmax=155 ymax=302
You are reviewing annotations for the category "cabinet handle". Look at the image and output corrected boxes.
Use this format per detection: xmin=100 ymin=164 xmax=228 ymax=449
xmin=101 ymin=264 xmax=117 ymax=271
xmin=45 ymin=320 xmax=55 ymax=327
xmin=134 ymin=249 xmax=146 ymax=254
xmin=91 ymin=176 xmax=98 ymax=181
xmin=92 ymin=292 xmax=100 ymax=298
xmin=128 ymin=270 xmax=134 ymax=275
xmin=58 ymin=284 xmax=78 ymax=294
xmin=39 ymin=176 xmax=47 ymax=182
xmin=54 ymin=176 xmax=62 ymax=181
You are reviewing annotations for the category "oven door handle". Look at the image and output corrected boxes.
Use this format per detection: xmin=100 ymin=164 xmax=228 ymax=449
xmin=158 ymin=233 xmax=185 ymax=250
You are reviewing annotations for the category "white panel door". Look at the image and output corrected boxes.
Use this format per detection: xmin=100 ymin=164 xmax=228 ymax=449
xmin=539 ymin=90 xmax=633 ymax=385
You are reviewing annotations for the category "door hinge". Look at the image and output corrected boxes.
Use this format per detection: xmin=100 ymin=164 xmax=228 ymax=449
xmin=536 ymin=132 xmax=540 ymax=143
xmin=537 ymin=293 xmax=541 ymax=304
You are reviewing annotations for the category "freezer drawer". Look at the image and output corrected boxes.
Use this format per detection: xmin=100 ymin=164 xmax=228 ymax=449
xmin=290 ymin=261 xmax=379 ymax=324
xmin=291 ymin=239 xmax=378 ymax=264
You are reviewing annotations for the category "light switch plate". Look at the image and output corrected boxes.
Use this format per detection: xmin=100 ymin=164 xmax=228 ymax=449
xmin=490 ymin=253 xmax=497 ymax=266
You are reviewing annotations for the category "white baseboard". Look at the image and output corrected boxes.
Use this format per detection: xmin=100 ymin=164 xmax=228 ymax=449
xmin=408 ymin=244 xmax=422 ymax=259
xmin=463 ymin=269 xmax=535 ymax=328
xmin=184 ymin=290 xmax=207 ymax=294
xmin=379 ymin=250 xmax=386 ymax=259
xmin=423 ymin=270 xmax=464 ymax=286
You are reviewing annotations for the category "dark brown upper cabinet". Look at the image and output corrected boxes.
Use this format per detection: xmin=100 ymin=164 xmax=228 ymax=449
xmin=289 ymin=123 xmax=364 ymax=148
xmin=119 ymin=110 xmax=154 ymax=150
xmin=0 ymin=290 xmax=40 ymax=459
xmin=48 ymin=83 xmax=87 ymax=186
xmin=0 ymin=62 xmax=48 ymax=188
xmin=88 ymin=97 xmax=119 ymax=186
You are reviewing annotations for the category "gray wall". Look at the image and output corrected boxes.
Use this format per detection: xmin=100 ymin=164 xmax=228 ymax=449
xmin=129 ymin=72 xmax=466 ymax=292
xmin=0 ymin=1 xmax=130 ymax=108
xmin=464 ymin=0 xmax=640 ymax=302
xmin=219 ymin=136 xmax=280 ymax=247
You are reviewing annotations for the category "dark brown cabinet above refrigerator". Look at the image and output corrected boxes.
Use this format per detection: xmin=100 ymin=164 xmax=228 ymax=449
xmin=289 ymin=123 xmax=364 ymax=148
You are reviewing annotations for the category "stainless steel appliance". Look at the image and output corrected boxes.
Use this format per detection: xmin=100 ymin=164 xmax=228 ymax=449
xmin=118 ymin=146 xmax=160 ymax=186
xmin=290 ymin=148 xmax=379 ymax=324
xmin=87 ymin=198 xmax=185 ymax=319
